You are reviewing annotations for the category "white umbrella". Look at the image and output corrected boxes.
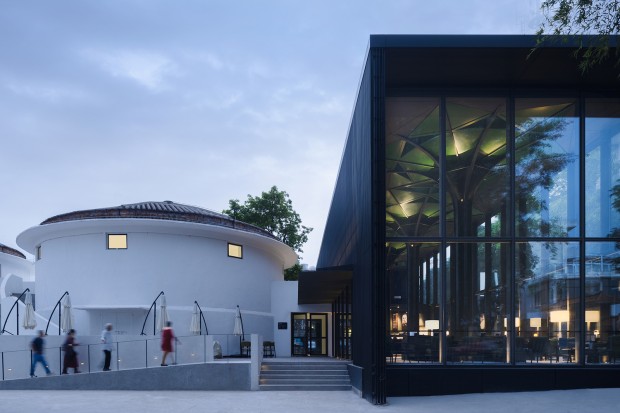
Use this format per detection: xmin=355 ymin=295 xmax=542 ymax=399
xmin=22 ymin=291 xmax=37 ymax=330
xmin=157 ymin=295 xmax=169 ymax=332
xmin=190 ymin=302 xmax=201 ymax=335
xmin=233 ymin=305 xmax=244 ymax=337
xmin=60 ymin=295 xmax=73 ymax=333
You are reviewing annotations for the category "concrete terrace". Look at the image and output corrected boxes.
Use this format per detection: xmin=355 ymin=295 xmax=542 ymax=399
xmin=0 ymin=388 xmax=619 ymax=413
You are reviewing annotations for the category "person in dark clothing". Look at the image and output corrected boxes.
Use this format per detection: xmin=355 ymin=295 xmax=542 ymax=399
xmin=30 ymin=330 xmax=52 ymax=377
xmin=62 ymin=329 xmax=80 ymax=374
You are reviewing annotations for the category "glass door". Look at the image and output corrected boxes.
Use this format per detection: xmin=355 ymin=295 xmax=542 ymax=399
xmin=308 ymin=313 xmax=328 ymax=356
xmin=291 ymin=313 xmax=328 ymax=356
xmin=292 ymin=313 xmax=308 ymax=356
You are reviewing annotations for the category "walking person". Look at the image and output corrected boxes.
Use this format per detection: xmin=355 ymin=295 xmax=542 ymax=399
xmin=101 ymin=323 xmax=113 ymax=371
xmin=30 ymin=330 xmax=52 ymax=377
xmin=160 ymin=321 xmax=175 ymax=366
xmin=62 ymin=329 xmax=80 ymax=374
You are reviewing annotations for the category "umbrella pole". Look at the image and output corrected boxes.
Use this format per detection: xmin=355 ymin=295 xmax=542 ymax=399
xmin=139 ymin=291 xmax=164 ymax=336
xmin=1 ymin=288 xmax=30 ymax=335
xmin=44 ymin=291 xmax=68 ymax=335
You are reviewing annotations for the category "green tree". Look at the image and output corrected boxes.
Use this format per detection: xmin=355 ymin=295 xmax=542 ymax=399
xmin=224 ymin=186 xmax=312 ymax=280
xmin=536 ymin=0 xmax=620 ymax=74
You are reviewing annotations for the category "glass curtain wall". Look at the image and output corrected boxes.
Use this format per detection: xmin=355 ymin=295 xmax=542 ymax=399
xmin=584 ymin=98 xmax=620 ymax=364
xmin=386 ymin=95 xmax=620 ymax=365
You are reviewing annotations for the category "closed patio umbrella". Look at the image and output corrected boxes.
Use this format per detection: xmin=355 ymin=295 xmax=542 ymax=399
xmin=157 ymin=295 xmax=169 ymax=332
xmin=60 ymin=295 xmax=73 ymax=333
xmin=22 ymin=291 xmax=37 ymax=330
xmin=233 ymin=305 xmax=244 ymax=338
xmin=190 ymin=302 xmax=201 ymax=335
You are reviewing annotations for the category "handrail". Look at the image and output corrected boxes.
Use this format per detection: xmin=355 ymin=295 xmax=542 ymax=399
xmin=45 ymin=291 xmax=69 ymax=335
xmin=1 ymin=288 xmax=30 ymax=335
xmin=140 ymin=291 xmax=164 ymax=335
xmin=194 ymin=301 xmax=209 ymax=335
xmin=0 ymin=333 xmax=253 ymax=381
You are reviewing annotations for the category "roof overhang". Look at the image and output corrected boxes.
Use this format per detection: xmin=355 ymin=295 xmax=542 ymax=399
xmin=298 ymin=269 xmax=352 ymax=305
xmin=368 ymin=35 xmax=620 ymax=90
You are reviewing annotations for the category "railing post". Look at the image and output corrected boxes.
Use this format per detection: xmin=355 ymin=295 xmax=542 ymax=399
xmin=88 ymin=345 xmax=91 ymax=373
xmin=145 ymin=340 xmax=148 ymax=368
xmin=2 ymin=351 xmax=4 ymax=380
xmin=117 ymin=342 xmax=120 ymax=371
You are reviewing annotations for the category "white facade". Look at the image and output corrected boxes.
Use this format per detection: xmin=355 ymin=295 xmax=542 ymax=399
xmin=0 ymin=248 xmax=33 ymax=284
xmin=17 ymin=216 xmax=298 ymax=339
xmin=271 ymin=281 xmax=331 ymax=357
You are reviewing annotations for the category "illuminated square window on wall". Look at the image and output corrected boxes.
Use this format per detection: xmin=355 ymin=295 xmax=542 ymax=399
xmin=228 ymin=243 xmax=243 ymax=259
xmin=107 ymin=234 xmax=128 ymax=249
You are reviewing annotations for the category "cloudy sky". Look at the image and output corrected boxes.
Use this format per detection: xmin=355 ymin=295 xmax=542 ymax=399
xmin=0 ymin=0 xmax=543 ymax=266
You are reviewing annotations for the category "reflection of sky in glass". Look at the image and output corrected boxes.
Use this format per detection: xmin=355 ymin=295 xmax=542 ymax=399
xmin=585 ymin=110 xmax=620 ymax=237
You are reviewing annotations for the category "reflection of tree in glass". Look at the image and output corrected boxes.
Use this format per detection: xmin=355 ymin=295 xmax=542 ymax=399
xmin=609 ymin=181 xmax=620 ymax=272
xmin=516 ymin=118 xmax=575 ymax=237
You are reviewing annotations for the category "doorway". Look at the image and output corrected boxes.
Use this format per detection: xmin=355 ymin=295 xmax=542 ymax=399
xmin=291 ymin=313 xmax=328 ymax=356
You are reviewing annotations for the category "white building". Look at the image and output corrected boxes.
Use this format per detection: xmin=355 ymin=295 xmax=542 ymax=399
xmin=15 ymin=201 xmax=303 ymax=341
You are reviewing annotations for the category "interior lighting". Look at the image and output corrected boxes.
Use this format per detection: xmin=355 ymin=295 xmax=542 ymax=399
xmin=550 ymin=310 xmax=569 ymax=323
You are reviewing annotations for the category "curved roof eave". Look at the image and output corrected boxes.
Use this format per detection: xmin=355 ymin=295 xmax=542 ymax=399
xmin=0 ymin=242 xmax=26 ymax=259
xmin=17 ymin=218 xmax=298 ymax=269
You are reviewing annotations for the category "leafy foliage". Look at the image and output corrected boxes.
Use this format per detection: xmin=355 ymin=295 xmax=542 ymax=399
xmin=224 ymin=185 xmax=312 ymax=255
xmin=537 ymin=0 xmax=620 ymax=74
xmin=224 ymin=186 xmax=312 ymax=281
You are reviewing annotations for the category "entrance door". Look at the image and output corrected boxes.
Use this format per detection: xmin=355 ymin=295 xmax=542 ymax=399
xmin=291 ymin=313 xmax=328 ymax=356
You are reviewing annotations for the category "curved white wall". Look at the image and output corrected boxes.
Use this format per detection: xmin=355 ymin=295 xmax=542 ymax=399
xmin=17 ymin=219 xmax=297 ymax=338
xmin=0 ymin=251 xmax=34 ymax=284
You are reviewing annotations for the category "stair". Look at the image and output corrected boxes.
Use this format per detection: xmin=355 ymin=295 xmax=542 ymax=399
xmin=259 ymin=360 xmax=351 ymax=391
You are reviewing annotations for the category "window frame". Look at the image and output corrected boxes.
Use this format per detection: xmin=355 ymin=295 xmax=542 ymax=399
xmin=227 ymin=243 xmax=243 ymax=259
xmin=107 ymin=234 xmax=128 ymax=250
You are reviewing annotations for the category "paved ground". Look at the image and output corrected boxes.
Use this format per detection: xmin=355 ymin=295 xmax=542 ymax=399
xmin=0 ymin=388 xmax=618 ymax=413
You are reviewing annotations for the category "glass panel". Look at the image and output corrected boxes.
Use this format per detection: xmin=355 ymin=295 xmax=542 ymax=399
xmin=107 ymin=234 xmax=127 ymax=249
xmin=292 ymin=314 xmax=307 ymax=356
xmin=446 ymin=242 xmax=509 ymax=364
xmin=585 ymin=98 xmax=620 ymax=237
xmin=228 ymin=243 xmax=243 ymax=258
xmin=515 ymin=98 xmax=579 ymax=237
xmin=445 ymin=98 xmax=509 ymax=237
xmin=515 ymin=242 xmax=579 ymax=364
xmin=385 ymin=97 xmax=441 ymax=237
xmin=387 ymin=242 xmax=440 ymax=363
xmin=585 ymin=242 xmax=620 ymax=364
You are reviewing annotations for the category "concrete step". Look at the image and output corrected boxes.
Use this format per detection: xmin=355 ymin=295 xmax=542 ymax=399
xmin=259 ymin=360 xmax=351 ymax=391
xmin=260 ymin=384 xmax=352 ymax=391
xmin=260 ymin=378 xmax=351 ymax=385
xmin=261 ymin=364 xmax=348 ymax=371
xmin=260 ymin=369 xmax=348 ymax=376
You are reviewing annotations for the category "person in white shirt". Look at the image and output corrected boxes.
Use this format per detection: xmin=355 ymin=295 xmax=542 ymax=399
xmin=101 ymin=323 xmax=113 ymax=371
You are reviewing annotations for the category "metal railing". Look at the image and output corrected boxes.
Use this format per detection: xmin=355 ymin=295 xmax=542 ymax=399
xmin=1 ymin=333 xmax=250 ymax=381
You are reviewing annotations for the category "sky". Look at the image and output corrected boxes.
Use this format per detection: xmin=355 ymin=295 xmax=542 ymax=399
xmin=0 ymin=0 xmax=544 ymax=266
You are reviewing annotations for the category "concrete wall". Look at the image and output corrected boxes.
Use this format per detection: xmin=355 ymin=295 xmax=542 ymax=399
xmin=271 ymin=281 xmax=332 ymax=357
xmin=0 ymin=362 xmax=251 ymax=390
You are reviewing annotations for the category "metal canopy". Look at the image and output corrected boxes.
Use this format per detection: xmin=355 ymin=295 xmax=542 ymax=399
xmin=298 ymin=270 xmax=352 ymax=305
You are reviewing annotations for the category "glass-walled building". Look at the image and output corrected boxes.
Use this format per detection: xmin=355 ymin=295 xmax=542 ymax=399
xmin=317 ymin=35 xmax=620 ymax=404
